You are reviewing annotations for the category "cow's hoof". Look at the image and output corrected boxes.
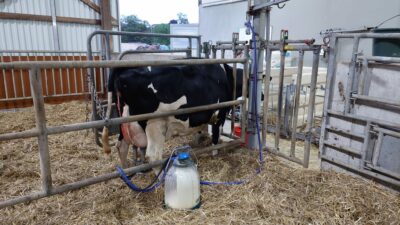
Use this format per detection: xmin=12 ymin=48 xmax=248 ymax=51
xmin=104 ymin=154 xmax=113 ymax=162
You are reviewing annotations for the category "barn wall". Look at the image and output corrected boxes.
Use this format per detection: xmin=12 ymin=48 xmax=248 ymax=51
xmin=0 ymin=0 xmax=120 ymax=52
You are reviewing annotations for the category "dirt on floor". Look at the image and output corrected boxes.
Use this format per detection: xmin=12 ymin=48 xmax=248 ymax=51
xmin=0 ymin=101 xmax=399 ymax=225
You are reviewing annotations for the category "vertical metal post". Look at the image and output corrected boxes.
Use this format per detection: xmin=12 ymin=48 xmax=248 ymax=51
xmin=196 ymin=37 xmax=202 ymax=58
xmin=29 ymin=68 xmax=52 ymax=193
xmin=319 ymin=36 xmax=337 ymax=156
xmin=344 ymin=37 xmax=360 ymax=113
xmin=231 ymin=33 xmax=238 ymax=135
xmin=211 ymin=45 xmax=217 ymax=59
xmin=262 ymin=48 xmax=272 ymax=147
xmin=360 ymin=121 xmax=371 ymax=169
xmin=221 ymin=49 xmax=225 ymax=59
xmin=188 ymin=38 xmax=193 ymax=58
xmin=247 ymin=2 xmax=266 ymax=149
xmin=290 ymin=50 xmax=304 ymax=157
xmin=303 ymin=47 xmax=320 ymax=168
xmin=275 ymin=46 xmax=286 ymax=150
xmin=241 ymin=46 xmax=250 ymax=141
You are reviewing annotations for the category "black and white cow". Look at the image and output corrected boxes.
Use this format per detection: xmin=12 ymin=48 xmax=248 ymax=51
xmin=102 ymin=63 xmax=244 ymax=172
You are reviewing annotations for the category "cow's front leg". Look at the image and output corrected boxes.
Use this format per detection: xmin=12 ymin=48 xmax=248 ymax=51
xmin=145 ymin=119 xmax=167 ymax=176
xmin=116 ymin=140 xmax=129 ymax=168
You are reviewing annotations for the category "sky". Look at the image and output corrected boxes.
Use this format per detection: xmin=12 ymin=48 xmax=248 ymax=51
xmin=119 ymin=0 xmax=199 ymax=24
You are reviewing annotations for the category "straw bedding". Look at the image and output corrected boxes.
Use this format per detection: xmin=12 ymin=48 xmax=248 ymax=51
xmin=0 ymin=101 xmax=399 ymax=225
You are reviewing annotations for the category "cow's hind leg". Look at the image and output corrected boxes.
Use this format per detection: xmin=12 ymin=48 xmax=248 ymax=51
xmin=116 ymin=140 xmax=129 ymax=168
xmin=211 ymin=108 xmax=229 ymax=155
xmin=145 ymin=119 xmax=167 ymax=176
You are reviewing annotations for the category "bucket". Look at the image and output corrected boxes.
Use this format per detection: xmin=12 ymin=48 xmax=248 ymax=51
xmin=233 ymin=125 xmax=248 ymax=147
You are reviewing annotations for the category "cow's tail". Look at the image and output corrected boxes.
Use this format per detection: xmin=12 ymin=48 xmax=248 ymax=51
xmin=102 ymin=91 xmax=113 ymax=155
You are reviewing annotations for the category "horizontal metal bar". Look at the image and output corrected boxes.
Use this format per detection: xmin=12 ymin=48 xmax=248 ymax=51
xmin=353 ymin=94 xmax=400 ymax=109
xmin=321 ymin=155 xmax=400 ymax=187
xmin=325 ymin=125 xmax=365 ymax=139
xmin=323 ymin=140 xmax=362 ymax=156
xmin=214 ymin=45 xmax=247 ymax=50
xmin=361 ymin=56 xmax=400 ymax=64
xmin=366 ymin=163 xmax=400 ymax=180
xmin=118 ymin=48 xmax=190 ymax=60
xmin=0 ymin=93 xmax=90 ymax=102
xmin=252 ymin=0 xmax=289 ymax=10
xmin=0 ymin=100 xmax=244 ymax=142
xmin=335 ymin=33 xmax=400 ymax=39
xmin=0 ymin=140 xmax=242 ymax=209
xmin=0 ymin=50 xmax=101 ymax=54
xmin=90 ymin=30 xmax=200 ymax=39
xmin=267 ymin=45 xmax=320 ymax=51
xmin=0 ymin=58 xmax=246 ymax=70
xmin=373 ymin=127 xmax=400 ymax=139
xmin=216 ymin=41 xmax=247 ymax=45
xmin=268 ymin=39 xmax=315 ymax=44
xmin=264 ymin=146 xmax=304 ymax=165
xmin=327 ymin=110 xmax=400 ymax=129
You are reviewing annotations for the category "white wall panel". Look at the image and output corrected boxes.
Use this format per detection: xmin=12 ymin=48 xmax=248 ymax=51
xmin=0 ymin=0 xmax=119 ymax=51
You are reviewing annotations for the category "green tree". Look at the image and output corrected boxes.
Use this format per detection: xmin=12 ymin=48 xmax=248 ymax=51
xmin=120 ymin=15 xmax=151 ymax=43
xmin=152 ymin=24 xmax=170 ymax=45
xmin=177 ymin=13 xmax=189 ymax=24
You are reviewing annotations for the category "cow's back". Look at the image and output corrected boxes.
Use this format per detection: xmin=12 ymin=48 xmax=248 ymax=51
xmin=118 ymin=64 xmax=232 ymax=128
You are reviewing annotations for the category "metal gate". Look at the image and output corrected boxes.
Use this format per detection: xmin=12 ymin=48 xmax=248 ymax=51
xmin=319 ymin=32 xmax=400 ymax=189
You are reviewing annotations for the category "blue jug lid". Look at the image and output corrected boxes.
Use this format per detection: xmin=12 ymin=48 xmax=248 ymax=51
xmin=178 ymin=152 xmax=189 ymax=161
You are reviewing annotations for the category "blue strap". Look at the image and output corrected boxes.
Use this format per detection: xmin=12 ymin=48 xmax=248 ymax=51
xmin=116 ymin=156 xmax=176 ymax=193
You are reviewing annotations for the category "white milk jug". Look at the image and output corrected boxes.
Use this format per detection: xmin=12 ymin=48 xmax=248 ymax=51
xmin=164 ymin=152 xmax=200 ymax=209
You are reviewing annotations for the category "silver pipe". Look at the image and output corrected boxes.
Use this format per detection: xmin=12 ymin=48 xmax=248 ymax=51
xmin=216 ymin=41 xmax=247 ymax=45
xmin=319 ymin=37 xmax=338 ymax=156
xmin=352 ymin=94 xmax=400 ymax=109
xmin=0 ymin=58 xmax=247 ymax=70
xmin=88 ymin=30 xmax=201 ymax=40
xmin=327 ymin=110 xmax=400 ymax=129
xmin=241 ymin=46 xmax=250 ymax=141
xmin=344 ymin=37 xmax=360 ymax=113
xmin=0 ymin=100 xmax=244 ymax=142
xmin=262 ymin=48 xmax=272 ymax=148
xmin=290 ymin=50 xmax=304 ymax=157
xmin=325 ymin=125 xmax=365 ymax=140
xmin=248 ymin=2 xmax=266 ymax=150
xmin=321 ymin=155 xmax=400 ymax=187
xmin=323 ymin=140 xmax=361 ymax=156
xmin=362 ymin=56 xmax=400 ymax=64
xmin=303 ymin=48 xmax=320 ymax=168
xmin=267 ymin=45 xmax=320 ymax=51
xmin=373 ymin=126 xmax=400 ymax=139
xmin=117 ymin=49 xmax=190 ymax=60
xmin=275 ymin=49 xmax=286 ymax=150
xmin=29 ymin=68 xmax=52 ymax=194
xmin=268 ymin=39 xmax=315 ymax=44
xmin=214 ymin=45 xmax=247 ymax=50
xmin=196 ymin=36 xmax=201 ymax=58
